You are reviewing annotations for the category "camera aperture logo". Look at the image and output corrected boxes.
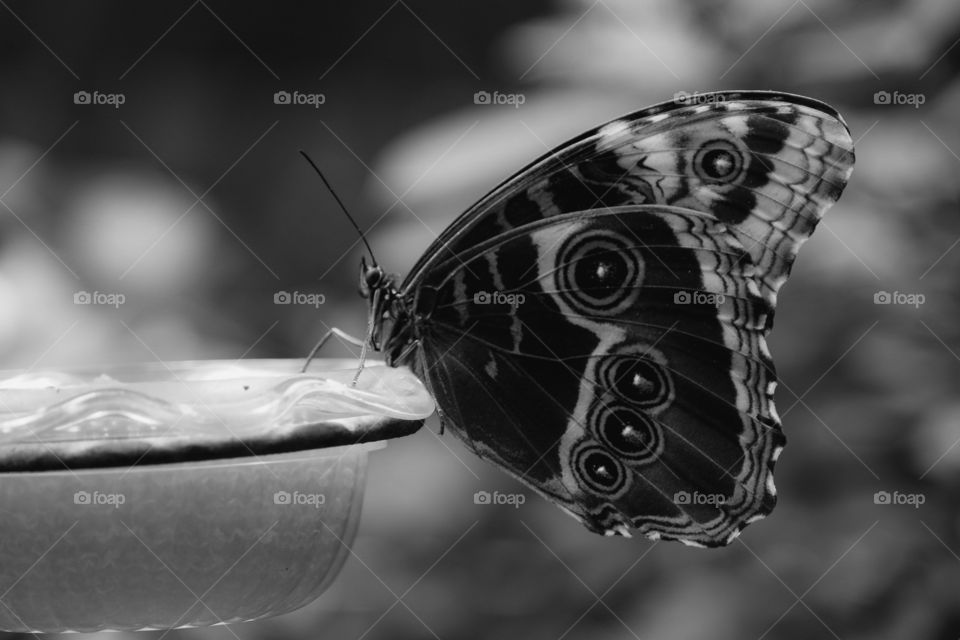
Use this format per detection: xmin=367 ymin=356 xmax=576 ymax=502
xmin=273 ymin=490 xmax=326 ymax=508
xmin=473 ymin=490 xmax=525 ymax=508
xmin=873 ymin=90 xmax=925 ymax=109
xmin=874 ymin=290 xmax=925 ymax=308
xmin=74 ymin=490 xmax=126 ymax=508
xmin=74 ymin=90 xmax=125 ymax=109
xmin=873 ymin=490 xmax=924 ymax=509
xmin=273 ymin=90 xmax=326 ymax=108
xmin=673 ymin=290 xmax=725 ymax=306
xmin=274 ymin=290 xmax=326 ymax=308
xmin=473 ymin=290 xmax=525 ymax=307
xmin=674 ymin=490 xmax=726 ymax=506
xmin=74 ymin=290 xmax=125 ymax=308
xmin=473 ymin=90 xmax=525 ymax=108
xmin=673 ymin=91 xmax=726 ymax=106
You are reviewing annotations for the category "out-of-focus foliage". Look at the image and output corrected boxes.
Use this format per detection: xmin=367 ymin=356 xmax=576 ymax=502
xmin=0 ymin=1 xmax=958 ymax=639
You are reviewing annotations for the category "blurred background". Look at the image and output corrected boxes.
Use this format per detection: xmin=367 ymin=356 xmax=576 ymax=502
xmin=1 ymin=0 xmax=959 ymax=638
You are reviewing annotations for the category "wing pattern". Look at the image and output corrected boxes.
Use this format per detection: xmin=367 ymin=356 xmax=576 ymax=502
xmin=387 ymin=92 xmax=854 ymax=545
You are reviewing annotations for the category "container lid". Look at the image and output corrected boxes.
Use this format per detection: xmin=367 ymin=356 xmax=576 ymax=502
xmin=0 ymin=359 xmax=435 ymax=472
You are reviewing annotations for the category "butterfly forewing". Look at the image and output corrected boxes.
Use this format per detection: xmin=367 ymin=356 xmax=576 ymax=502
xmin=383 ymin=91 xmax=854 ymax=545
xmin=405 ymin=91 xmax=854 ymax=306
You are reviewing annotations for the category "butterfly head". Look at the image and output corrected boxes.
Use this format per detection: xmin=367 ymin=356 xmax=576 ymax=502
xmin=359 ymin=257 xmax=384 ymax=299
xmin=357 ymin=256 xmax=409 ymax=357
xmin=358 ymin=257 xmax=400 ymax=299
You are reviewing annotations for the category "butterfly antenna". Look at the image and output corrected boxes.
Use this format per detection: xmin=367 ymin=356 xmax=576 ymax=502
xmin=299 ymin=150 xmax=377 ymax=387
xmin=298 ymin=150 xmax=379 ymax=266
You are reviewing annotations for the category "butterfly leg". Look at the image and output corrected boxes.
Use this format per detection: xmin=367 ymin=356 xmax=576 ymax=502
xmin=436 ymin=406 xmax=447 ymax=436
xmin=301 ymin=328 xmax=365 ymax=373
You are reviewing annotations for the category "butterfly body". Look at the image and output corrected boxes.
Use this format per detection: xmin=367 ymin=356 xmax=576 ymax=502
xmin=354 ymin=91 xmax=854 ymax=546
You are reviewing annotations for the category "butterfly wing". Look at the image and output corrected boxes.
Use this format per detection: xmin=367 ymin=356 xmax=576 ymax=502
xmin=391 ymin=91 xmax=854 ymax=544
xmin=404 ymin=91 xmax=854 ymax=307
xmin=405 ymin=207 xmax=779 ymax=546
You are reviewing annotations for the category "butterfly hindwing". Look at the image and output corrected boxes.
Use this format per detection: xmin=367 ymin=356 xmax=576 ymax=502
xmin=405 ymin=207 xmax=780 ymax=546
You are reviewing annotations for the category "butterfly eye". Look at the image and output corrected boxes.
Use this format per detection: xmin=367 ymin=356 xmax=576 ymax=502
xmin=599 ymin=356 xmax=672 ymax=410
xmin=557 ymin=231 xmax=643 ymax=315
xmin=591 ymin=405 xmax=663 ymax=464
xmin=693 ymin=139 xmax=744 ymax=183
xmin=571 ymin=442 xmax=629 ymax=497
xmin=366 ymin=270 xmax=381 ymax=287
xmin=363 ymin=266 xmax=384 ymax=290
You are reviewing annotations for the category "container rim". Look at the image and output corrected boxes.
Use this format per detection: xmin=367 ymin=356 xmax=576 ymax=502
xmin=0 ymin=358 xmax=431 ymax=472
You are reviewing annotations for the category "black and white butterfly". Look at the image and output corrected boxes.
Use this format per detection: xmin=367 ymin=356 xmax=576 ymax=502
xmin=309 ymin=91 xmax=855 ymax=547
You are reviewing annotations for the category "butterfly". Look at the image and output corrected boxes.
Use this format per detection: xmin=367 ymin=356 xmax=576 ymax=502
xmin=308 ymin=91 xmax=855 ymax=547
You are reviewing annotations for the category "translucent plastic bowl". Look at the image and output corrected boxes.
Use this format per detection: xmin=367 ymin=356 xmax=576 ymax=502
xmin=0 ymin=359 xmax=434 ymax=633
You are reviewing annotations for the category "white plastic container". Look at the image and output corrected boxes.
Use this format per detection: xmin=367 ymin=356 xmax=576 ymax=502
xmin=0 ymin=359 xmax=434 ymax=633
